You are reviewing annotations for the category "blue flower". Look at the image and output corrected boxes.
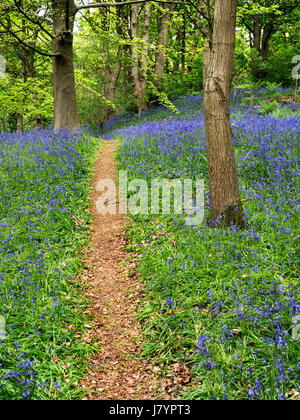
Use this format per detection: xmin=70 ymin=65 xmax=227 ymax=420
xmin=55 ymin=381 xmax=61 ymax=389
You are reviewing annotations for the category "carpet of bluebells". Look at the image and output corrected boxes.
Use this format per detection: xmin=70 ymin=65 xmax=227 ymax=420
xmin=0 ymin=129 xmax=99 ymax=400
xmin=103 ymin=88 xmax=300 ymax=400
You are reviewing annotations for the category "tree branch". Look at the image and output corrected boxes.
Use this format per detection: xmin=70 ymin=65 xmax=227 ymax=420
xmin=12 ymin=0 xmax=54 ymax=39
xmin=0 ymin=22 xmax=60 ymax=58
xmin=76 ymin=0 xmax=184 ymax=12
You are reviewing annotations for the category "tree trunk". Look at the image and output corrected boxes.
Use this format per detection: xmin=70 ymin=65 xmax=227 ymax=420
xmin=253 ymin=14 xmax=261 ymax=53
xmin=52 ymin=0 xmax=80 ymax=130
xmin=261 ymin=24 xmax=273 ymax=61
xmin=130 ymin=3 xmax=151 ymax=114
xmin=252 ymin=8 xmax=273 ymax=63
xmin=140 ymin=3 xmax=151 ymax=110
xmin=202 ymin=27 xmax=212 ymax=90
xmin=16 ymin=49 xmax=26 ymax=132
xmin=154 ymin=3 xmax=175 ymax=87
xmin=15 ymin=16 xmax=41 ymax=130
xmin=17 ymin=114 xmax=23 ymax=132
xmin=27 ymin=47 xmax=42 ymax=129
xmin=130 ymin=4 xmax=143 ymax=113
xmin=180 ymin=15 xmax=186 ymax=73
xmin=103 ymin=48 xmax=122 ymax=122
xmin=198 ymin=0 xmax=213 ymax=90
xmin=204 ymin=0 xmax=246 ymax=228
xmin=16 ymin=22 xmax=28 ymax=133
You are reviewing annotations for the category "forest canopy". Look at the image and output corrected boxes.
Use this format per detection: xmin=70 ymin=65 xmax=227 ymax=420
xmin=0 ymin=0 xmax=299 ymax=132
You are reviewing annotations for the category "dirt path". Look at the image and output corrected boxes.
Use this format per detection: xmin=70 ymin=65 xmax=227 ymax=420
xmin=80 ymin=140 xmax=166 ymax=400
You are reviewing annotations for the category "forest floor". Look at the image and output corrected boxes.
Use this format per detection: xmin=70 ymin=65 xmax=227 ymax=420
xmin=80 ymin=141 xmax=168 ymax=400
xmin=0 ymin=90 xmax=298 ymax=400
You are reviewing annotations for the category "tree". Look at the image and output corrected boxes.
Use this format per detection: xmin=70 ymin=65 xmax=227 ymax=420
xmin=0 ymin=1 xmax=53 ymax=131
xmin=239 ymin=0 xmax=299 ymax=78
xmin=203 ymin=0 xmax=246 ymax=228
xmin=197 ymin=0 xmax=214 ymax=89
xmin=131 ymin=0 xmax=177 ymax=111
xmin=1 ymin=0 xmax=183 ymax=129
xmin=131 ymin=2 xmax=152 ymax=113
xmin=0 ymin=0 xmax=74 ymax=130
xmin=51 ymin=0 xmax=80 ymax=130
xmin=153 ymin=1 xmax=176 ymax=91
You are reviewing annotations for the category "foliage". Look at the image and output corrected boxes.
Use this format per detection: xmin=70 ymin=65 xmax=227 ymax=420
xmin=0 ymin=75 xmax=53 ymax=132
xmin=0 ymin=1 xmax=298 ymax=128
xmin=103 ymin=89 xmax=300 ymax=400
xmin=0 ymin=129 xmax=100 ymax=399
xmin=0 ymin=0 xmax=299 ymax=403
xmin=266 ymin=42 xmax=300 ymax=86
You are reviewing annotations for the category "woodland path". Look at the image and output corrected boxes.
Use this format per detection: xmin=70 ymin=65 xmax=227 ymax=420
xmin=80 ymin=140 xmax=167 ymax=400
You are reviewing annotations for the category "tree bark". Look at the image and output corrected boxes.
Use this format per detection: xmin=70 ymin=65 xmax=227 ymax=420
xmin=197 ymin=0 xmax=214 ymax=89
xmin=202 ymin=26 xmax=212 ymax=90
xmin=204 ymin=0 xmax=246 ymax=228
xmin=130 ymin=3 xmax=151 ymax=114
xmin=17 ymin=45 xmax=27 ymax=132
xmin=52 ymin=0 xmax=80 ymax=130
xmin=17 ymin=114 xmax=23 ymax=132
xmin=131 ymin=4 xmax=142 ymax=113
xmin=26 ymin=47 xmax=42 ymax=129
xmin=253 ymin=14 xmax=261 ymax=53
xmin=180 ymin=14 xmax=186 ymax=73
xmin=249 ymin=0 xmax=273 ymax=67
xmin=252 ymin=17 xmax=273 ymax=63
xmin=154 ymin=3 xmax=176 ymax=87
xmin=261 ymin=23 xmax=273 ymax=61
xmin=140 ymin=3 xmax=151 ymax=110
xmin=103 ymin=47 xmax=122 ymax=122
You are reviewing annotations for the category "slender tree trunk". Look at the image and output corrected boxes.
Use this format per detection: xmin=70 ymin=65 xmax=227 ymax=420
xmin=16 ymin=21 xmax=27 ymax=132
xmin=15 ymin=15 xmax=41 ymax=130
xmin=204 ymin=0 xmax=246 ymax=228
xmin=251 ymin=16 xmax=264 ymax=78
xmin=130 ymin=4 xmax=143 ymax=113
xmin=27 ymin=47 xmax=42 ymax=129
xmin=252 ymin=3 xmax=273 ymax=63
xmin=17 ymin=50 xmax=26 ymax=132
xmin=140 ymin=3 xmax=151 ymax=111
xmin=101 ymin=6 xmax=124 ymax=122
xmin=154 ymin=3 xmax=175 ymax=87
xmin=122 ymin=53 xmax=129 ymax=94
xmin=17 ymin=114 xmax=23 ymax=132
xmin=202 ymin=29 xmax=212 ymax=89
xmin=250 ymin=3 xmax=273 ymax=80
xmin=253 ymin=14 xmax=261 ymax=53
xmin=149 ymin=2 xmax=175 ymax=104
xmin=188 ymin=1 xmax=203 ymax=76
xmin=180 ymin=15 xmax=186 ymax=73
xmin=52 ymin=0 xmax=80 ymax=130
xmin=261 ymin=24 xmax=273 ymax=61
xmin=130 ymin=3 xmax=151 ymax=114
xmin=198 ymin=0 xmax=213 ymax=90
xmin=103 ymin=48 xmax=122 ymax=121
xmin=107 ymin=60 xmax=122 ymax=105
xmin=251 ymin=18 xmax=272 ymax=78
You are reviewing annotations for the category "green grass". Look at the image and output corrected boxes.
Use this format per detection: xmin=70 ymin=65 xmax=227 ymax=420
xmin=0 ymin=129 xmax=101 ymax=400
xmin=111 ymin=90 xmax=300 ymax=400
